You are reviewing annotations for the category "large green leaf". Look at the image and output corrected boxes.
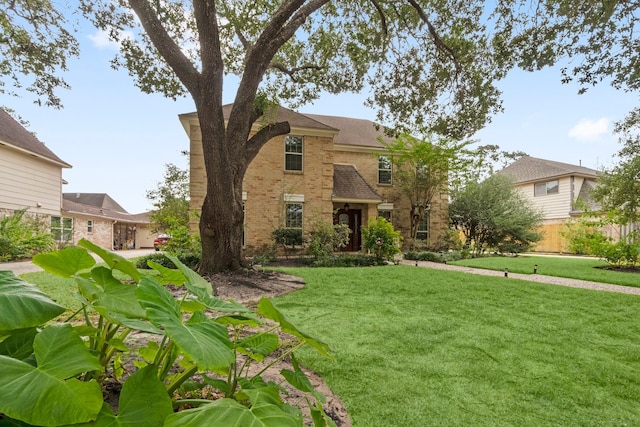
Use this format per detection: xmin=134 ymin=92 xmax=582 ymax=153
xmin=237 ymin=333 xmax=279 ymax=362
xmin=0 ymin=324 xmax=103 ymax=426
xmin=257 ymin=298 xmax=332 ymax=359
xmin=32 ymin=246 xmax=96 ymax=278
xmin=90 ymin=267 xmax=146 ymax=318
xmin=165 ymin=254 xmax=212 ymax=295
xmin=0 ymin=328 xmax=37 ymax=360
xmin=78 ymin=239 xmax=141 ymax=282
xmin=0 ymin=271 xmax=65 ymax=332
xmin=136 ymin=277 xmax=234 ymax=372
xmin=75 ymin=365 xmax=173 ymax=427
xmin=164 ymin=398 xmax=301 ymax=427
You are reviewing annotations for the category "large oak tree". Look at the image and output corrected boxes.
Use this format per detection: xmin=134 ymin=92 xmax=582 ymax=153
xmin=77 ymin=0 xmax=532 ymax=273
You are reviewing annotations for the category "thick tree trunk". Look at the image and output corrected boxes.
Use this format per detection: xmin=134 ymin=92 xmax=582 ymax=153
xmin=196 ymin=100 xmax=248 ymax=274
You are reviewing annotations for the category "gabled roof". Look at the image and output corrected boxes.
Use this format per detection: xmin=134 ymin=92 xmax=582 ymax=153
xmin=63 ymin=193 xmax=128 ymax=213
xmin=304 ymin=114 xmax=389 ymax=149
xmin=62 ymin=198 xmax=150 ymax=223
xmin=498 ymin=156 xmax=599 ymax=184
xmin=179 ymin=104 xmax=337 ymax=136
xmin=332 ymin=164 xmax=382 ymax=203
xmin=0 ymin=108 xmax=71 ymax=168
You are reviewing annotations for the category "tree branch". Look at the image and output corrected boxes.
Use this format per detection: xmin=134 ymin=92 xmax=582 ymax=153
xmin=127 ymin=0 xmax=200 ymax=95
xmin=268 ymin=62 xmax=325 ymax=82
xmin=369 ymin=0 xmax=388 ymax=35
xmin=245 ymin=121 xmax=291 ymax=162
xmin=405 ymin=0 xmax=461 ymax=75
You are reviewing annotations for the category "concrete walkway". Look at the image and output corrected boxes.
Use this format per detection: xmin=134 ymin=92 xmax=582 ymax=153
xmin=399 ymin=260 xmax=640 ymax=296
xmin=1 ymin=249 xmax=156 ymax=275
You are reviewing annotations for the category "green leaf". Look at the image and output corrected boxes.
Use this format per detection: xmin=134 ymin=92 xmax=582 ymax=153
xmin=0 ymin=328 xmax=37 ymax=360
xmin=75 ymin=365 xmax=173 ymax=426
xmin=165 ymin=254 xmax=212 ymax=296
xmin=237 ymin=333 xmax=279 ymax=362
xmin=148 ymin=261 xmax=187 ymax=284
xmin=78 ymin=239 xmax=141 ymax=282
xmin=164 ymin=398 xmax=301 ymax=427
xmin=0 ymin=271 xmax=65 ymax=332
xmin=257 ymin=298 xmax=332 ymax=359
xmin=91 ymin=267 xmax=147 ymax=318
xmin=136 ymin=277 xmax=234 ymax=372
xmin=281 ymin=354 xmax=324 ymax=402
xmin=32 ymin=246 xmax=96 ymax=277
xmin=0 ymin=324 xmax=103 ymax=425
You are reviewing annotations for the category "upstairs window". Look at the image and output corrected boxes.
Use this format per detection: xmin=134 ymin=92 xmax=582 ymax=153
xmin=534 ymin=180 xmax=559 ymax=196
xmin=378 ymin=156 xmax=392 ymax=184
xmin=87 ymin=220 xmax=94 ymax=233
xmin=285 ymin=136 xmax=303 ymax=171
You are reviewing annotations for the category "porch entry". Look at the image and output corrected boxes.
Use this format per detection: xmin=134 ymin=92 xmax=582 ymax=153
xmin=334 ymin=208 xmax=361 ymax=251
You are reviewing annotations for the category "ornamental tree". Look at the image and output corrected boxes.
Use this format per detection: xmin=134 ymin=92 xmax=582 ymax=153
xmin=77 ymin=0 xmax=533 ymax=273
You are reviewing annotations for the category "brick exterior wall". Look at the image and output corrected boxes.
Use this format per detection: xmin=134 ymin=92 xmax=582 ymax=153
xmin=187 ymin=119 xmax=450 ymax=255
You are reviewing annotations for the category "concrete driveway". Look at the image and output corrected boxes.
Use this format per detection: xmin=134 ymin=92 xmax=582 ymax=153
xmin=0 ymin=249 xmax=156 ymax=276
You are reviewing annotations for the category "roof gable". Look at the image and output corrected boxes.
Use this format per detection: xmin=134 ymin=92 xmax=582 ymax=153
xmin=63 ymin=193 xmax=128 ymax=213
xmin=499 ymin=156 xmax=599 ymax=184
xmin=332 ymin=164 xmax=382 ymax=202
xmin=304 ymin=113 xmax=389 ymax=149
xmin=0 ymin=109 xmax=71 ymax=167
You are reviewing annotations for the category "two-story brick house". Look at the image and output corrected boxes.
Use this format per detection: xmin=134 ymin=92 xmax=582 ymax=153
xmin=180 ymin=105 xmax=449 ymax=255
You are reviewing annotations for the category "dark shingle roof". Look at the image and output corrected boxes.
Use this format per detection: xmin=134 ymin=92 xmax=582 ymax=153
xmin=499 ymin=156 xmax=599 ymax=184
xmin=0 ymin=109 xmax=71 ymax=167
xmin=63 ymin=193 xmax=128 ymax=213
xmin=332 ymin=164 xmax=382 ymax=202
xmin=62 ymin=198 xmax=149 ymax=223
xmin=179 ymin=105 xmax=337 ymax=133
xmin=304 ymin=114 xmax=389 ymax=148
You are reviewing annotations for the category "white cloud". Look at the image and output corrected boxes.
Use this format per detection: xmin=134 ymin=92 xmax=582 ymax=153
xmin=87 ymin=29 xmax=134 ymax=50
xmin=567 ymin=118 xmax=611 ymax=142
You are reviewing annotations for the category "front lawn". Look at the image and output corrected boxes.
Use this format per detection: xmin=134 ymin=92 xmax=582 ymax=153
xmin=275 ymin=266 xmax=640 ymax=426
xmin=449 ymin=255 xmax=640 ymax=288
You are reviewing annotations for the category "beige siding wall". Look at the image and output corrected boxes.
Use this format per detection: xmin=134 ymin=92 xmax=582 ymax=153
xmin=0 ymin=145 xmax=63 ymax=216
xmin=516 ymin=176 xmax=573 ymax=220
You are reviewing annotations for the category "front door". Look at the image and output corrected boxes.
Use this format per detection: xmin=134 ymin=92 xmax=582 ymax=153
xmin=334 ymin=208 xmax=361 ymax=251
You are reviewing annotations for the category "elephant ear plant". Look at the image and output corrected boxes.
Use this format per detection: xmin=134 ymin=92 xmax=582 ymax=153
xmin=0 ymin=238 xmax=335 ymax=426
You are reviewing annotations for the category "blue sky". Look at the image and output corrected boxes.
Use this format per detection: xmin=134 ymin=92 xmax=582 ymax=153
xmin=5 ymin=27 xmax=638 ymax=214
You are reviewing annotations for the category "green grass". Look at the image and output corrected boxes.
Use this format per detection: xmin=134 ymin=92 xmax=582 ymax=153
xmin=274 ymin=266 xmax=640 ymax=426
xmin=21 ymin=271 xmax=80 ymax=312
xmin=449 ymin=255 xmax=640 ymax=288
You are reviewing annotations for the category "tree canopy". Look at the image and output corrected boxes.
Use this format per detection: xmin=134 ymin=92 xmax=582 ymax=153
xmin=0 ymin=0 xmax=78 ymax=108
xmin=7 ymin=0 xmax=640 ymax=272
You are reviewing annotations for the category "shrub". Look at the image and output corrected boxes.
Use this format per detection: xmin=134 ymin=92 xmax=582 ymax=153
xmin=361 ymin=217 xmax=402 ymax=261
xmin=561 ymin=218 xmax=610 ymax=255
xmin=307 ymin=221 xmax=350 ymax=260
xmin=0 ymin=239 xmax=336 ymax=426
xmin=136 ymin=252 xmax=199 ymax=270
xmin=592 ymin=233 xmax=640 ymax=267
xmin=0 ymin=209 xmax=55 ymax=261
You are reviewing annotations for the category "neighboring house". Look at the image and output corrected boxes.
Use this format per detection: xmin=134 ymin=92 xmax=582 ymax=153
xmin=499 ymin=156 xmax=604 ymax=252
xmin=0 ymin=108 xmax=71 ymax=217
xmin=62 ymin=193 xmax=154 ymax=250
xmin=179 ymin=105 xmax=449 ymax=255
xmin=0 ymin=108 xmax=153 ymax=251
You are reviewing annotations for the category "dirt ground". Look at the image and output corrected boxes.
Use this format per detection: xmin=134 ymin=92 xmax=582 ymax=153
xmin=205 ymin=268 xmax=352 ymax=427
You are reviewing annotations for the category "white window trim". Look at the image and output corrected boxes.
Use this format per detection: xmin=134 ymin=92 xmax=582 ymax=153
xmin=284 ymin=193 xmax=305 ymax=203
xmin=284 ymin=135 xmax=304 ymax=172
